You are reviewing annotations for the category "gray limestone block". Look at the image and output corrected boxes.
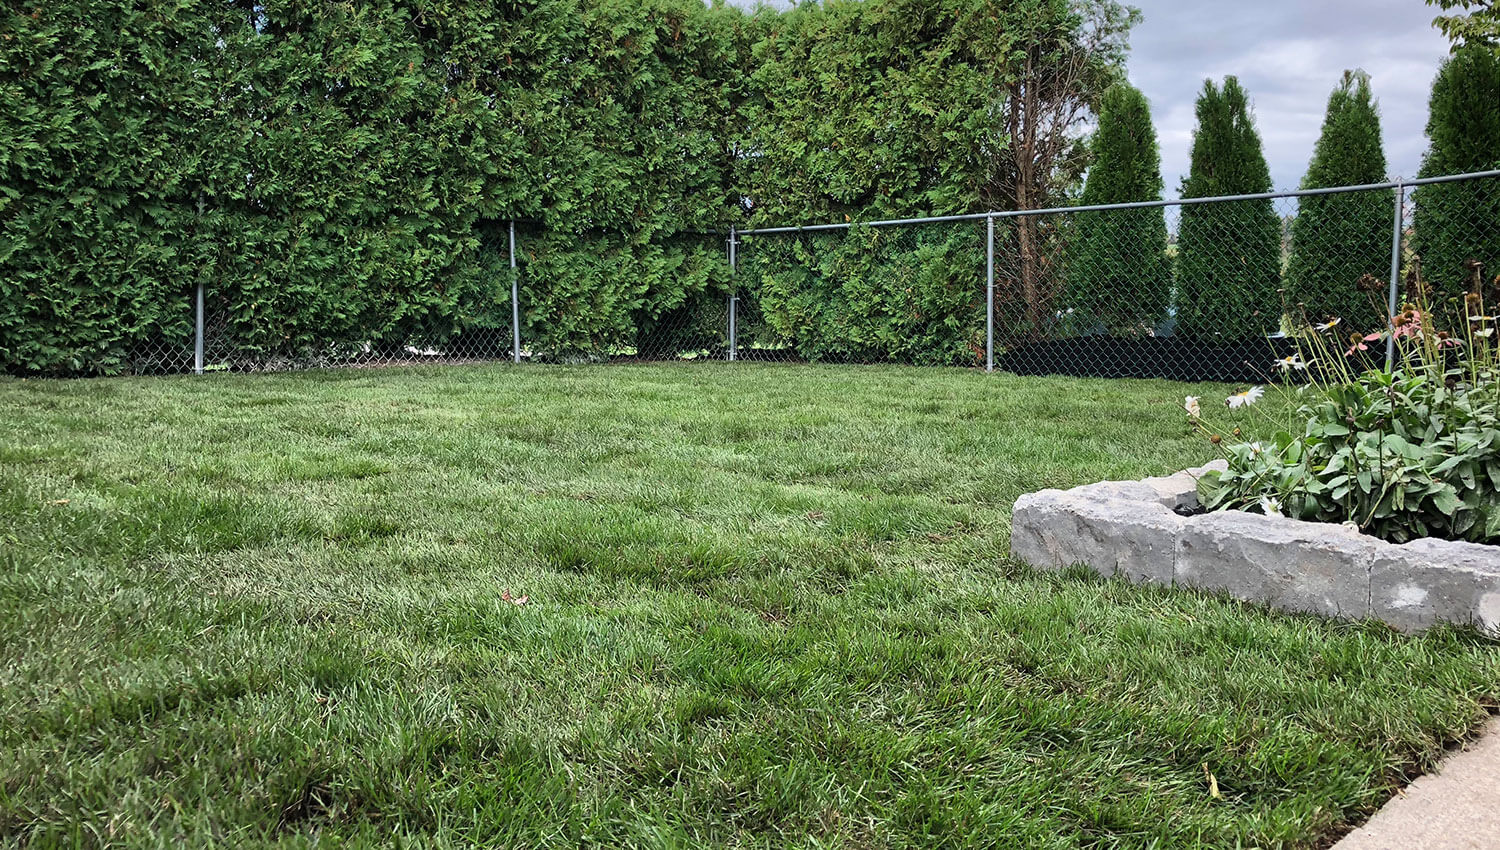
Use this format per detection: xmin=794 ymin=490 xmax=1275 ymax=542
xmin=1369 ymin=537 xmax=1500 ymax=633
xmin=1011 ymin=489 xmax=1184 ymax=585
xmin=1175 ymin=510 xmax=1377 ymax=620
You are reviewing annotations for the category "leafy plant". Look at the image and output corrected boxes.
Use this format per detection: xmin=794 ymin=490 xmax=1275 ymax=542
xmin=1194 ymin=259 xmax=1500 ymax=544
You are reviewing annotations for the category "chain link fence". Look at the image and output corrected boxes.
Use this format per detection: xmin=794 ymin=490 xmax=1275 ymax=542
xmin=733 ymin=219 xmax=988 ymax=366
xmin=989 ymin=196 xmax=1309 ymax=383
xmin=731 ymin=170 xmax=1498 ymax=382
xmin=111 ymin=170 xmax=1499 ymax=380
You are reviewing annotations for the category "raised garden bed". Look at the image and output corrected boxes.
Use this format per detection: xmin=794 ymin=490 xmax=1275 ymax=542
xmin=1012 ymin=462 xmax=1500 ymax=632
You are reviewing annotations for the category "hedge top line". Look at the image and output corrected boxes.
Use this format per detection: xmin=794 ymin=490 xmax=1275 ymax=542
xmin=733 ymin=168 xmax=1500 ymax=237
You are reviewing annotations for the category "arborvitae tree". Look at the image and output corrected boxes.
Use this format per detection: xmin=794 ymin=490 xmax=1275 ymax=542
xmin=1411 ymin=44 xmax=1500 ymax=302
xmin=1175 ymin=76 xmax=1282 ymax=338
xmin=1064 ymin=83 xmax=1170 ymax=335
xmin=1285 ymin=70 xmax=1390 ymax=331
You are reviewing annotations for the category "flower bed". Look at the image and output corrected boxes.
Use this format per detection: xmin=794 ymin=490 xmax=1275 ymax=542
xmin=1011 ymin=463 xmax=1500 ymax=632
xmin=1192 ymin=260 xmax=1500 ymax=546
xmin=1013 ymin=259 xmax=1500 ymax=631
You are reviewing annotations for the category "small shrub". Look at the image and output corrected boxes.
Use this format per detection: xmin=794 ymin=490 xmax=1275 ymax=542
xmin=1193 ymin=259 xmax=1500 ymax=544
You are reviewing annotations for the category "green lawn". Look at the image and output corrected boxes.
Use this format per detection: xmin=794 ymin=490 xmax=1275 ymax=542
xmin=1 ymin=364 xmax=1496 ymax=849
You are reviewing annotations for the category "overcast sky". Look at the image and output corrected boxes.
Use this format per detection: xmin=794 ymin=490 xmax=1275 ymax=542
xmin=731 ymin=0 xmax=1454 ymax=198
xmin=1129 ymin=0 xmax=1451 ymax=197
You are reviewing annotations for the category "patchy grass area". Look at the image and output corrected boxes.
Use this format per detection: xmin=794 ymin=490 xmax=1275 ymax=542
xmin=0 ymin=364 xmax=1495 ymax=848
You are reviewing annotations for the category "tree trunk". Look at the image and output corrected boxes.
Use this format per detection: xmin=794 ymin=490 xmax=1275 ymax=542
xmin=1017 ymin=47 xmax=1043 ymax=336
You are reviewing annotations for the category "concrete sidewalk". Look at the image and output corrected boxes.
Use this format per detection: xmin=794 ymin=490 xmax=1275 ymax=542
xmin=1334 ymin=715 xmax=1500 ymax=850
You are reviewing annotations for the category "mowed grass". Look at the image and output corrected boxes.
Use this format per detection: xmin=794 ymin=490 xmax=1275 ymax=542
xmin=0 ymin=363 xmax=1496 ymax=849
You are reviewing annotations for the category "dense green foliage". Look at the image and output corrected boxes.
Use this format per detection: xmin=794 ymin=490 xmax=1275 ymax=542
xmin=1 ymin=0 xmax=741 ymax=373
xmin=1201 ymin=267 xmax=1500 ymax=545
xmin=1064 ymin=82 xmax=1170 ymax=335
xmin=1176 ymin=77 xmax=1283 ymax=339
xmin=0 ymin=1 xmax=238 ymax=373
xmin=737 ymin=2 xmax=1003 ymax=224
xmin=1427 ymin=0 xmax=1500 ymax=51
xmin=732 ymin=0 xmax=1130 ymax=364
xmin=4 ymin=365 xmax=1497 ymax=846
xmin=739 ymin=224 xmax=985 ymax=365
xmin=1 ymin=0 xmax=1145 ymax=372
xmin=729 ymin=0 xmax=1014 ymax=365
xmin=1412 ymin=44 xmax=1500 ymax=302
xmin=1286 ymin=71 xmax=1391 ymax=331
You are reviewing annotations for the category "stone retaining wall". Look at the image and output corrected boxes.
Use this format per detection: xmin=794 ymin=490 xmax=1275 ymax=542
xmin=1011 ymin=462 xmax=1500 ymax=632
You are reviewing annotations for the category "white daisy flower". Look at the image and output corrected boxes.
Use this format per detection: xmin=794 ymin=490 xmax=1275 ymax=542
xmin=1225 ymin=386 xmax=1265 ymax=409
xmin=1314 ymin=318 xmax=1342 ymax=332
xmin=1274 ymin=353 xmax=1309 ymax=372
xmin=1184 ymin=396 xmax=1201 ymax=419
xmin=1259 ymin=495 xmax=1283 ymax=517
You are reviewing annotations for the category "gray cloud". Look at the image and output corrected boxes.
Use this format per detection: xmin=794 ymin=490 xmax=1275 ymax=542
xmin=1129 ymin=0 xmax=1451 ymax=196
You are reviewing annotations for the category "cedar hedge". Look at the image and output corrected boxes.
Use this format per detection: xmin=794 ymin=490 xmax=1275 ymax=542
xmin=1175 ymin=76 xmax=1282 ymax=340
xmin=1285 ymin=71 xmax=1391 ymax=332
xmin=3 ymin=2 xmax=1494 ymax=373
xmin=0 ymin=0 xmax=1117 ymax=373
xmin=1411 ymin=44 xmax=1500 ymax=305
xmin=1 ymin=0 xmax=740 ymax=372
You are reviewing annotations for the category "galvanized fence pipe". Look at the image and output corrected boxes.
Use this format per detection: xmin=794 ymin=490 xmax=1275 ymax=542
xmin=1385 ymin=182 xmax=1405 ymax=371
xmin=510 ymin=220 xmax=521 ymax=364
xmin=194 ymin=282 xmax=204 ymax=375
xmin=735 ymin=168 xmax=1500 ymax=236
xmin=194 ymin=193 xmax=206 ymax=375
xmin=728 ymin=226 xmax=738 ymax=362
xmin=985 ymin=214 xmax=994 ymax=373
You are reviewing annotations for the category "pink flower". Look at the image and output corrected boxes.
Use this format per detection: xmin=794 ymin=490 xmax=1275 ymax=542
xmin=1392 ymin=311 xmax=1422 ymax=340
xmin=1345 ymin=331 xmax=1386 ymax=357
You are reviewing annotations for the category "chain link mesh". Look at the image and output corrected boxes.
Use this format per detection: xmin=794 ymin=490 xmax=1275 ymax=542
xmin=105 ymin=174 xmax=1500 ymax=378
xmin=123 ymin=324 xmax=196 ymax=376
xmin=992 ymin=197 xmax=1306 ymax=382
xmin=733 ymin=220 xmax=988 ymax=366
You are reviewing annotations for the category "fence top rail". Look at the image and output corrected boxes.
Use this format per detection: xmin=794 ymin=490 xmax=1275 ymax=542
xmin=735 ymin=168 xmax=1500 ymax=237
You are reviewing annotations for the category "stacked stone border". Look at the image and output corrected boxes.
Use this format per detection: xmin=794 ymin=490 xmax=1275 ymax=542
xmin=1011 ymin=462 xmax=1500 ymax=633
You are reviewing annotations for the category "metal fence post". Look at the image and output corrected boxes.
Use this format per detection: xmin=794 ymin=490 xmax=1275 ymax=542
xmin=510 ymin=220 xmax=520 ymax=364
xmin=728 ymin=226 xmax=738 ymax=362
xmin=1385 ymin=181 xmax=1404 ymax=371
xmin=985 ymin=215 xmax=995 ymax=373
xmin=194 ymin=282 xmax=205 ymax=375
xmin=194 ymin=193 xmax=205 ymax=376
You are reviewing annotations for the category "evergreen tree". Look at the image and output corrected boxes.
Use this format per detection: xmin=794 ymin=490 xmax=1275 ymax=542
xmin=1285 ymin=71 xmax=1390 ymax=331
xmin=1411 ymin=44 xmax=1500 ymax=302
xmin=1175 ymin=77 xmax=1282 ymax=338
xmin=1065 ymin=83 xmax=1171 ymax=335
